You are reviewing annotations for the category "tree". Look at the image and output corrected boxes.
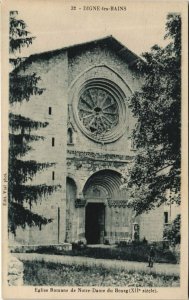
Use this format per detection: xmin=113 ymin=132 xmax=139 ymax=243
xmin=9 ymin=11 xmax=59 ymax=235
xmin=127 ymin=14 xmax=181 ymax=214
xmin=164 ymin=214 xmax=181 ymax=246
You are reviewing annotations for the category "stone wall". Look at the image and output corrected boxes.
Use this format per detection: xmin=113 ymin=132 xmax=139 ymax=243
xmin=11 ymin=41 xmax=164 ymax=246
xmin=12 ymin=52 xmax=68 ymax=245
xmin=140 ymin=206 xmax=164 ymax=242
xmin=67 ymin=44 xmax=142 ymax=154
xmin=65 ymin=44 xmax=141 ymax=243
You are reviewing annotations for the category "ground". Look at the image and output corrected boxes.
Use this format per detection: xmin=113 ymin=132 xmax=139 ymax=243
xmin=15 ymin=253 xmax=180 ymax=287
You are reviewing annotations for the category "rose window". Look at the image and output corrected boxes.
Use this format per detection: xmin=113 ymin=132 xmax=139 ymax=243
xmin=78 ymin=88 xmax=119 ymax=135
xmin=72 ymin=79 xmax=127 ymax=143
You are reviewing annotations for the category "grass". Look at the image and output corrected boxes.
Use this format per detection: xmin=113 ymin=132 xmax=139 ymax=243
xmin=23 ymin=260 xmax=180 ymax=286
xmin=26 ymin=244 xmax=178 ymax=264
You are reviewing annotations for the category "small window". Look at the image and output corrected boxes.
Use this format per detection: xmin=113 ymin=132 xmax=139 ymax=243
xmin=52 ymin=171 xmax=55 ymax=180
xmin=164 ymin=212 xmax=169 ymax=224
xmin=52 ymin=137 xmax=55 ymax=147
xmin=67 ymin=128 xmax=73 ymax=144
xmin=49 ymin=107 xmax=52 ymax=115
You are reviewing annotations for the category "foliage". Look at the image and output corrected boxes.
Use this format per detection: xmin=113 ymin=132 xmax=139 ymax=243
xmin=23 ymin=260 xmax=179 ymax=286
xmin=127 ymin=14 xmax=181 ymax=214
xmin=23 ymin=244 xmax=177 ymax=264
xmin=9 ymin=203 xmax=53 ymax=233
xmin=9 ymin=73 xmax=44 ymax=104
xmin=9 ymin=11 xmax=59 ymax=235
xmin=9 ymin=113 xmax=48 ymax=131
xmin=9 ymin=11 xmax=34 ymax=54
xmin=164 ymin=214 xmax=181 ymax=246
xmin=72 ymin=239 xmax=87 ymax=250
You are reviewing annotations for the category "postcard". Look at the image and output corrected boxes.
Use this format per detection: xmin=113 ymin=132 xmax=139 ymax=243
xmin=1 ymin=0 xmax=188 ymax=299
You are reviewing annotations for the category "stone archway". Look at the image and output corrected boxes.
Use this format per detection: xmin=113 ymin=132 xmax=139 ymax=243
xmin=66 ymin=170 xmax=132 ymax=244
xmin=83 ymin=169 xmax=125 ymax=201
xmin=83 ymin=169 xmax=128 ymax=244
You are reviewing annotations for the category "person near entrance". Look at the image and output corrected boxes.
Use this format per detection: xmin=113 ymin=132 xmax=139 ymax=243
xmin=147 ymin=246 xmax=155 ymax=268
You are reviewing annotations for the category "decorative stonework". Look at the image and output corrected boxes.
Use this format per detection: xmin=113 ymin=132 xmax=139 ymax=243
xmin=108 ymin=199 xmax=128 ymax=208
xmin=72 ymin=78 xmax=127 ymax=143
xmin=85 ymin=185 xmax=108 ymax=198
xmin=75 ymin=199 xmax=86 ymax=208
xmin=78 ymin=87 xmax=119 ymax=135
xmin=67 ymin=150 xmax=133 ymax=161
xmin=67 ymin=150 xmax=131 ymax=173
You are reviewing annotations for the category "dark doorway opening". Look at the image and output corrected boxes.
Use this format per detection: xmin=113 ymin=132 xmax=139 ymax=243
xmin=85 ymin=203 xmax=105 ymax=244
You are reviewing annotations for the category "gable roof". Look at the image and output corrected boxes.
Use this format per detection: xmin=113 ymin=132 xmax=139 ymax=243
xmin=12 ymin=35 xmax=144 ymax=73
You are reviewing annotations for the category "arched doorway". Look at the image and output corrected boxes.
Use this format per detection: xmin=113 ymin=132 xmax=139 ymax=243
xmin=83 ymin=169 xmax=125 ymax=244
xmin=85 ymin=203 xmax=105 ymax=244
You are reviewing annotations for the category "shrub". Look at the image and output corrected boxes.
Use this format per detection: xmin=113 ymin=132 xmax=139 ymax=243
xmin=72 ymin=239 xmax=87 ymax=250
xmin=104 ymin=239 xmax=110 ymax=245
xmin=23 ymin=243 xmax=177 ymax=264
xmin=164 ymin=214 xmax=181 ymax=246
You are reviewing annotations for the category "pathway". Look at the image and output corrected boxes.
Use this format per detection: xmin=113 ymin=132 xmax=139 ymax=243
xmin=15 ymin=253 xmax=180 ymax=276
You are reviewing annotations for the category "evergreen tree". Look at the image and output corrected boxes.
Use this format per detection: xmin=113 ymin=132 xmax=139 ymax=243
xmin=127 ymin=14 xmax=181 ymax=214
xmin=9 ymin=11 xmax=59 ymax=235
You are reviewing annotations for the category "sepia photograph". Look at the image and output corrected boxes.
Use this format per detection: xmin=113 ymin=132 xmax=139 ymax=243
xmin=2 ymin=0 xmax=188 ymax=299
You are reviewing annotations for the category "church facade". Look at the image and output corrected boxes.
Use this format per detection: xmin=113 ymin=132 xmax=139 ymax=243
xmin=12 ymin=36 xmax=165 ymax=246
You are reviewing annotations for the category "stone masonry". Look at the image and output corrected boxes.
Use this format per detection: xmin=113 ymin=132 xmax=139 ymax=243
xmin=11 ymin=36 xmax=165 ymax=246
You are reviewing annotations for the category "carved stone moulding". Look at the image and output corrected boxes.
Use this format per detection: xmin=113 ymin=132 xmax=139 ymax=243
xmin=73 ymin=78 xmax=127 ymax=143
xmin=108 ymin=199 xmax=128 ymax=208
xmin=75 ymin=198 xmax=128 ymax=208
xmin=75 ymin=199 xmax=86 ymax=208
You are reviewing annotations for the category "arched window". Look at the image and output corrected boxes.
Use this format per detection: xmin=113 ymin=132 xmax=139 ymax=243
xmin=67 ymin=128 xmax=73 ymax=144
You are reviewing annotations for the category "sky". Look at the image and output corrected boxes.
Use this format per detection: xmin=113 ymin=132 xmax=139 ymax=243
xmin=9 ymin=1 xmax=183 ymax=58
